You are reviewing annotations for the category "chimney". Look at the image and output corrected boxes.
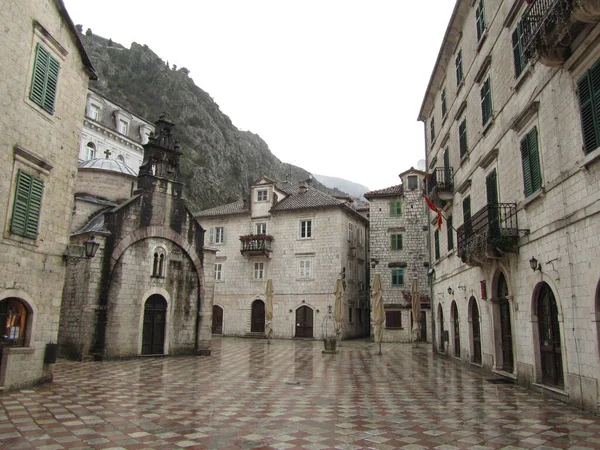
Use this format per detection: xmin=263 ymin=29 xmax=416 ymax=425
xmin=299 ymin=181 xmax=307 ymax=193
xmin=242 ymin=197 xmax=248 ymax=209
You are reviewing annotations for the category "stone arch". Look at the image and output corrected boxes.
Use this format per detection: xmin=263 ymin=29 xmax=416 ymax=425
xmin=137 ymin=287 xmax=171 ymax=355
xmin=212 ymin=304 xmax=224 ymax=334
xmin=468 ymin=296 xmax=482 ymax=364
xmin=531 ymin=280 xmax=565 ymax=387
xmin=250 ymin=299 xmax=265 ymax=333
xmin=150 ymin=244 xmax=169 ymax=278
xmin=295 ymin=305 xmax=315 ymax=338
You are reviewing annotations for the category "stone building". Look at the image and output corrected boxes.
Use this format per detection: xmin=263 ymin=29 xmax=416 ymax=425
xmin=419 ymin=0 xmax=600 ymax=412
xmin=79 ymin=89 xmax=154 ymax=171
xmin=196 ymin=177 xmax=369 ymax=340
xmin=59 ymin=115 xmax=215 ymax=360
xmin=0 ymin=0 xmax=95 ymax=389
xmin=364 ymin=168 xmax=431 ymax=343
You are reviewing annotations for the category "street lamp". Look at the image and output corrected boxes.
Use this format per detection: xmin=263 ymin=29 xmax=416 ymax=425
xmin=529 ymin=256 xmax=541 ymax=272
xmin=63 ymin=236 xmax=100 ymax=265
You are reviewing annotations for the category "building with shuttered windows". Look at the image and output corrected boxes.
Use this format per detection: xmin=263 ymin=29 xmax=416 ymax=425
xmin=0 ymin=0 xmax=95 ymax=389
xmin=418 ymin=0 xmax=600 ymax=413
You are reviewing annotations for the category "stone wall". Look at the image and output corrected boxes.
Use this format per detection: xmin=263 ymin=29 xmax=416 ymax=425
xmin=0 ymin=0 xmax=90 ymax=389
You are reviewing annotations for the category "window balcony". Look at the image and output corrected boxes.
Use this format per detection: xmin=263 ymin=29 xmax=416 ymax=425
xmin=240 ymin=234 xmax=273 ymax=257
xmin=457 ymin=203 xmax=523 ymax=266
xmin=426 ymin=167 xmax=454 ymax=209
xmin=522 ymin=0 xmax=600 ymax=67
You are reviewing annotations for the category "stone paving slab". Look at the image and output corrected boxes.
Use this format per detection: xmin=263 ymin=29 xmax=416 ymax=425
xmin=1 ymin=338 xmax=600 ymax=449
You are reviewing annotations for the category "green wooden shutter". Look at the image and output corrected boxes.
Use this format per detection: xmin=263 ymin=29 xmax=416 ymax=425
xmin=486 ymin=169 xmax=498 ymax=205
xmin=578 ymin=62 xmax=600 ymax=154
xmin=459 ymin=120 xmax=467 ymax=159
xmin=481 ymin=78 xmax=492 ymax=125
xmin=29 ymin=44 xmax=60 ymax=114
xmin=462 ymin=196 xmax=471 ymax=223
xmin=391 ymin=234 xmax=402 ymax=250
xmin=521 ymin=134 xmax=533 ymax=196
xmin=30 ymin=44 xmax=49 ymax=107
xmin=447 ymin=216 xmax=454 ymax=251
xmin=390 ymin=200 xmax=402 ymax=216
xmin=11 ymin=171 xmax=43 ymax=239
xmin=512 ymin=26 xmax=523 ymax=77
xmin=434 ymin=229 xmax=440 ymax=260
xmin=456 ymin=50 xmax=463 ymax=86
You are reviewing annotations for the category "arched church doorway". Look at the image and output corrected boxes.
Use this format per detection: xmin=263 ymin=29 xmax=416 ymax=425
xmin=536 ymin=282 xmax=563 ymax=387
xmin=251 ymin=300 xmax=265 ymax=333
xmin=212 ymin=305 xmax=223 ymax=334
xmin=438 ymin=304 xmax=445 ymax=353
xmin=295 ymin=306 xmax=314 ymax=338
xmin=142 ymin=295 xmax=167 ymax=355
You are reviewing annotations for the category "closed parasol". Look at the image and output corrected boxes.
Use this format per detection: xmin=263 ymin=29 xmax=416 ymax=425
xmin=371 ymin=274 xmax=384 ymax=355
xmin=265 ymin=279 xmax=274 ymax=342
xmin=334 ymin=279 xmax=344 ymax=339
xmin=411 ymin=278 xmax=421 ymax=342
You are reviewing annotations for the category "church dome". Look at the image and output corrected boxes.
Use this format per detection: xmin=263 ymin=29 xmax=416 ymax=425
xmin=78 ymin=158 xmax=137 ymax=177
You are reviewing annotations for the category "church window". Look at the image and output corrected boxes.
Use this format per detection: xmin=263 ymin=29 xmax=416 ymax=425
xmin=11 ymin=170 xmax=44 ymax=240
xmin=152 ymin=248 xmax=167 ymax=278
xmin=86 ymin=142 xmax=96 ymax=159
xmin=29 ymin=43 xmax=60 ymax=114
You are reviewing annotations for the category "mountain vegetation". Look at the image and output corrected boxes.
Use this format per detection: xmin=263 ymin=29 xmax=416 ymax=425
xmin=78 ymin=32 xmax=350 ymax=211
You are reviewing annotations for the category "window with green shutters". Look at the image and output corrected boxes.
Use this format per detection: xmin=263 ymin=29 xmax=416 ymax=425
xmin=391 ymin=269 xmax=404 ymax=286
xmin=434 ymin=229 xmax=440 ymax=260
xmin=577 ymin=58 xmax=600 ymax=154
xmin=520 ymin=127 xmax=542 ymax=197
xmin=389 ymin=200 xmax=402 ymax=217
xmin=476 ymin=0 xmax=486 ymax=42
xmin=459 ymin=119 xmax=468 ymax=159
xmin=391 ymin=234 xmax=403 ymax=250
xmin=11 ymin=170 xmax=44 ymax=239
xmin=441 ymin=88 xmax=447 ymax=118
xmin=447 ymin=216 xmax=454 ymax=251
xmin=512 ymin=19 xmax=530 ymax=78
xmin=456 ymin=50 xmax=463 ymax=86
xmin=430 ymin=117 xmax=435 ymax=143
xmin=480 ymin=76 xmax=493 ymax=126
xmin=29 ymin=44 xmax=60 ymax=114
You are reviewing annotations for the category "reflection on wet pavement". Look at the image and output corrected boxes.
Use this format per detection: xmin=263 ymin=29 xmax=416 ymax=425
xmin=1 ymin=337 xmax=600 ymax=449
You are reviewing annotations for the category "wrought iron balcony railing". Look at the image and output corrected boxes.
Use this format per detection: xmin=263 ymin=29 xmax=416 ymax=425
xmin=426 ymin=167 xmax=454 ymax=208
xmin=240 ymin=234 xmax=273 ymax=256
xmin=457 ymin=203 xmax=520 ymax=266
xmin=521 ymin=0 xmax=582 ymax=66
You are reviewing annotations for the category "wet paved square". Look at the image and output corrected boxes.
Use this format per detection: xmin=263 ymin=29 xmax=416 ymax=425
xmin=2 ymin=338 xmax=600 ymax=449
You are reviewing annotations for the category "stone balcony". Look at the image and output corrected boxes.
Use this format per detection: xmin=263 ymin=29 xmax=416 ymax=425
xmin=240 ymin=234 xmax=273 ymax=257
xmin=426 ymin=167 xmax=454 ymax=209
xmin=457 ymin=203 xmax=521 ymax=266
xmin=522 ymin=0 xmax=600 ymax=66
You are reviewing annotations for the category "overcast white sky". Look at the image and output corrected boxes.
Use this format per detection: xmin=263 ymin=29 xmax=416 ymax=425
xmin=63 ymin=0 xmax=456 ymax=191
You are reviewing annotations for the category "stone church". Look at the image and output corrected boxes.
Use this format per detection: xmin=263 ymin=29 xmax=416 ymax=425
xmin=59 ymin=114 xmax=215 ymax=360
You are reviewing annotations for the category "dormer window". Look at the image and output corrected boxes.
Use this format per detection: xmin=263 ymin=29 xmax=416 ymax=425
xmin=118 ymin=119 xmax=128 ymax=135
xmin=407 ymin=175 xmax=418 ymax=190
xmin=256 ymin=189 xmax=268 ymax=202
xmin=88 ymin=104 xmax=100 ymax=121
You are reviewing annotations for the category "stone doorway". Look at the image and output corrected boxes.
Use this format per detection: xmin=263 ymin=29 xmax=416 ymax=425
xmin=142 ymin=294 xmax=167 ymax=355
xmin=295 ymin=306 xmax=314 ymax=338
xmin=250 ymin=300 xmax=265 ymax=333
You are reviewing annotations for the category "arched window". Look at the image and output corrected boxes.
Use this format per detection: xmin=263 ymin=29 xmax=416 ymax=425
xmin=86 ymin=142 xmax=96 ymax=160
xmin=117 ymin=155 xmax=125 ymax=163
xmin=152 ymin=248 xmax=167 ymax=278
xmin=536 ymin=282 xmax=563 ymax=387
xmin=0 ymin=298 xmax=29 ymax=346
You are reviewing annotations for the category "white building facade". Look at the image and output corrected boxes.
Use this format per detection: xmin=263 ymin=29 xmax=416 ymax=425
xmin=365 ymin=168 xmax=431 ymax=343
xmin=79 ymin=89 xmax=153 ymax=172
xmin=419 ymin=0 xmax=600 ymax=412
xmin=196 ymin=177 xmax=370 ymax=340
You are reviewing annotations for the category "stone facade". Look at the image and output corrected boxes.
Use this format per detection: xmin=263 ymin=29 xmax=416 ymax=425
xmin=79 ymin=89 xmax=153 ymax=171
xmin=0 ymin=0 xmax=94 ymax=389
xmin=196 ymin=177 xmax=369 ymax=340
xmin=59 ymin=115 xmax=214 ymax=360
xmin=365 ymin=168 xmax=431 ymax=343
xmin=419 ymin=0 xmax=600 ymax=413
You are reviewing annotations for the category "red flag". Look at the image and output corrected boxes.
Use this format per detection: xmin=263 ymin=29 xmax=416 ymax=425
xmin=425 ymin=196 xmax=443 ymax=231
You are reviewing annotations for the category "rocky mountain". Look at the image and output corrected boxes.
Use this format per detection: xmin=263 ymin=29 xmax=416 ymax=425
xmin=313 ymin=174 xmax=369 ymax=200
xmin=78 ymin=31 xmax=349 ymax=211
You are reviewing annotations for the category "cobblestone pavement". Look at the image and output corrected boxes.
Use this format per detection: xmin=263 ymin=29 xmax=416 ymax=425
xmin=2 ymin=338 xmax=600 ymax=450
